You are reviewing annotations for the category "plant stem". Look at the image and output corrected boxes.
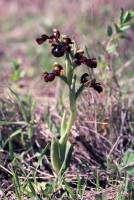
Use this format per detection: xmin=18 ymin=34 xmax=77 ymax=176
xmin=65 ymin=53 xmax=69 ymax=78
xmin=65 ymin=110 xmax=76 ymax=139
xmin=59 ymin=109 xmax=75 ymax=165
xmin=59 ymin=110 xmax=75 ymax=145
xmin=65 ymin=52 xmax=72 ymax=85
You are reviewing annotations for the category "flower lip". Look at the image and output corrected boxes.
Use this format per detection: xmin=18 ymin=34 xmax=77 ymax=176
xmin=44 ymin=72 xmax=56 ymax=82
xmin=52 ymin=45 xmax=65 ymax=57
xmin=83 ymin=58 xmax=97 ymax=68
xmin=88 ymin=79 xmax=103 ymax=93
xmin=92 ymin=82 xmax=103 ymax=93
xmin=80 ymin=75 xmax=103 ymax=93
xmin=73 ymin=59 xmax=82 ymax=66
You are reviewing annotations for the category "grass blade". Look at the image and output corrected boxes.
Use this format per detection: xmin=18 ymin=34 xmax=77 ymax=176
xmin=34 ymin=144 xmax=49 ymax=184
xmin=64 ymin=181 xmax=75 ymax=199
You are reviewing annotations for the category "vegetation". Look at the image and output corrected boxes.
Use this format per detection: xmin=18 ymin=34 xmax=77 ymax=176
xmin=0 ymin=1 xmax=134 ymax=199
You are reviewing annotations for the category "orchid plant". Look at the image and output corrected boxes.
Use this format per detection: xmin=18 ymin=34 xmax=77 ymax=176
xmin=36 ymin=29 xmax=103 ymax=177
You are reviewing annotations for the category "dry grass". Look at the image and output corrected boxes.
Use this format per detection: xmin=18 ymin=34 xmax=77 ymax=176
xmin=0 ymin=0 xmax=134 ymax=199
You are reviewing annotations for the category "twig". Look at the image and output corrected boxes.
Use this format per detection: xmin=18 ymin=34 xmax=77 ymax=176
xmin=0 ymin=164 xmax=12 ymax=176
xmin=108 ymin=136 xmax=121 ymax=158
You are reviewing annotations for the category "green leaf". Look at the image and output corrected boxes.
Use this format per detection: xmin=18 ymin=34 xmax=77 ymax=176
xmin=123 ymin=149 xmax=134 ymax=165
xmin=34 ymin=144 xmax=48 ymax=184
xmin=123 ymin=10 xmax=134 ymax=23
xmin=76 ymin=174 xmax=81 ymax=196
xmin=60 ymin=110 xmax=67 ymax=137
xmin=60 ymin=143 xmax=75 ymax=176
xmin=35 ymin=144 xmax=48 ymax=171
xmin=114 ymin=24 xmax=122 ymax=33
xmin=0 ymin=121 xmax=28 ymax=125
xmin=120 ymin=24 xmax=132 ymax=31
xmin=26 ymin=178 xmax=36 ymax=197
xmin=4 ymin=128 xmax=22 ymax=147
xmin=107 ymin=25 xmax=113 ymax=37
xmin=12 ymin=170 xmax=21 ymax=200
xmin=12 ymin=171 xmax=21 ymax=192
xmin=15 ymin=159 xmax=26 ymax=176
xmin=64 ymin=181 xmax=75 ymax=199
xmin=51 ymin=137 xmax=62 ymax=174
xmin=64 ymin=143 xmax=75 ymax=171
xmin=9 ymin=139 xmax=14 ymax=161
xmin=81 ymin=181 xmax=87 ymax=198
xmin=75 ymin=85 xmax=85 ymax=100
xmin=8 ymin=87 xmax=28 ymax=122
xmin=120 ymin=8 xmax=125 ymax=24
xmin=120 ymin=149 xmax=134 ymax=175
xmin=59 ymin=134 xmax=68 ymax=164
xmin=112 ymin=34 xmax=128 ymax=41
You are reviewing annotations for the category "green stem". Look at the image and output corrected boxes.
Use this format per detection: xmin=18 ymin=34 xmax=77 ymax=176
xmin=65 ymin=110 xmax=76 ymax=139
xmin=65 ymin=53 xmax=69 ymax=78
xmin=59 ymin=109 xmax=75 ymax=164
xmin=59 ymin=110 xmax=76 ymax=145
xmin=65 ymin=52 xmax=72 ymax=85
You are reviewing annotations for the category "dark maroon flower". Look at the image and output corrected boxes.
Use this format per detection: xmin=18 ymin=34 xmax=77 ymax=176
xmin=83 ymin=58 xmax=97 ymax=68
xmin=62 ymin=42 xmax=72 ymax=52
xmin=73 ymin=50 xmax=87 ymax=66
xmin=36 ymin=34 xmax=50 ymax=45
xmin=43 ymin=62 xmax=63 ymax=82
xmin=89 ymin=79 xmax=103 ymax=93
xmin=51 ymin=44 xmax=65 ymax=57
xmin=62 ymin=35 xmax=73 ymax=45
xmin=73 ymin=50 xmax=84 ymax=65
xmin=44 ymin=72 xmax=56 ymax=82
xmin=74 ymin=50 xmax=84 ymax=60
xmin=36 ymin=29 xmax=60 ymax=45
xmin=53 ymin=62 xmax=63 ymax=76
xmin=36 ymin=30 xmax=73 ymax=58
xmin=80 ymin=74 xmax=103 ymax=93
xmin=73 ymin=59 xmax=82 ymax=66
xmin=73 ymin=50 xmax=97 ymax=68
xmin=80 ymin=73 xmax=89 ymax=84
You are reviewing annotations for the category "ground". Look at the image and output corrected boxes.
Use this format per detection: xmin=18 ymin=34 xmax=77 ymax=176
xmin=0 ymin=1 xmax=134 ymax=199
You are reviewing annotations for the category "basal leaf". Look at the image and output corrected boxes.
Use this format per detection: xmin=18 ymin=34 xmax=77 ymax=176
xmin=51 ymin=137 xmax=61 ymax=174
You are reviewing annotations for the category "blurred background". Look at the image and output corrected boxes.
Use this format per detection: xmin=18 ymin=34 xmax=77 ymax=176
xmin=0 ymin=0 xmax=134 ymax=100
